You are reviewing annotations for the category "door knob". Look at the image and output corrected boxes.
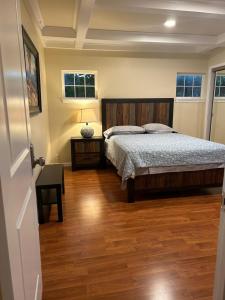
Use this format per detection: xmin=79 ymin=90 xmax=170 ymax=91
xmin=30 ymin=143 xmax=45 ymax=169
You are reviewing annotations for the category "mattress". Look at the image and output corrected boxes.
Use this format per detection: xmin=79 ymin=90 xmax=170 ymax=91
xmin=105 ymin=133 xmax=225 ymax=184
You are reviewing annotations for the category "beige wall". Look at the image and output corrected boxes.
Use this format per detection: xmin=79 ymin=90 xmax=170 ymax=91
xmin=21 ymin=0 xmax=51 ymax=179
xmin=45 ymin=49 xmax=208 ymax=163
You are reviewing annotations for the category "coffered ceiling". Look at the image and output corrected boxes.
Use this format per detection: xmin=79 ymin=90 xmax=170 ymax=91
xmin=24 ymin=0 xmax=225 ymax=54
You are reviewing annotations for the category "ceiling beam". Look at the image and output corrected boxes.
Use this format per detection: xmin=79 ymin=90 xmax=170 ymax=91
xmin=84 ymin=41 xmax=199 ymax=54
xmin=43 ymin=37 xmax=77 ymax=49
xmin=87 ymin=29 xmax=216 ymax=46
xmin=216 ymin=32 xmax=225 ymax=47
xmin=198 ymin=31 xmax=225 ymax=53
xmin=96 ymin=0 xmax=225 ymax=19
xmin=75 ymin=0 xmax=95 ymax=49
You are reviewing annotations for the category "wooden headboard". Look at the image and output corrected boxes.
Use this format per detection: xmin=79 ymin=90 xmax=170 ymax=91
xmin=102 ymin=98 xmax=174 ymax=132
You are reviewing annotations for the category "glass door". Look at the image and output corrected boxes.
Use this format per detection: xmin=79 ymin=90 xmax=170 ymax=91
xmin=210 ymin=70 xmax=225 ymax=144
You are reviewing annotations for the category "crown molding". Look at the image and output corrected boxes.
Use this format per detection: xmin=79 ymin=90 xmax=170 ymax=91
xmin=23 ymin=0 xmax=45 ymax=46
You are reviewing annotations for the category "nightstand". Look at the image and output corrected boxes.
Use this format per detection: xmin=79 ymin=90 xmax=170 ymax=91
xmin=70 ymin=137 xmax=105 ymax=171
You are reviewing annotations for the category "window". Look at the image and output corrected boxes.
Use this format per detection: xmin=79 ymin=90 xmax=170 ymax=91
xmin=176 ymin=73 xmax=203 ymax=99
xmin=62 ymin=71 xmax=97 ymax=99
xmin=215 ymin=74 xmax=225 ymax=98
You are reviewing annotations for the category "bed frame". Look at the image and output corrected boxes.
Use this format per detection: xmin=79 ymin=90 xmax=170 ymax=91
xmin=102 ymin=98 xmax=224 ymax=202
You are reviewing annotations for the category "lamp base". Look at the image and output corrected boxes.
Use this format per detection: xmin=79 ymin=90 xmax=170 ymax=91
xmin=80 ymin=124 xmax=94 ymax=138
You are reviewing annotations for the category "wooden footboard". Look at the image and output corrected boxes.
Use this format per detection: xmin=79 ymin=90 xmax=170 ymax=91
xmin=127 ymin=168 xmax=224 ymax=203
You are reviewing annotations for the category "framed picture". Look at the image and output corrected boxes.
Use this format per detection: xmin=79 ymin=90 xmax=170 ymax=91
xmin=22 ymin=27 xmax=42 ymax=114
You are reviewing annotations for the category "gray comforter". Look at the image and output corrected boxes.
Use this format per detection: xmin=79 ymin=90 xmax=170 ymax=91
xmin=105 ymin=133 xmax=225 ymax=183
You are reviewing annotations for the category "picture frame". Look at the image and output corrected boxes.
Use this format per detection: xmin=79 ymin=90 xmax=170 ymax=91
xmin=22 ymin=27 xmax=42 ymax=114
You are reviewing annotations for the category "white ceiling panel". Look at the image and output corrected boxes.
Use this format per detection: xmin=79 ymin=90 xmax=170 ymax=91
xmin=38 ymin=0 xmax=77 ymax=27
xmin=25 ymin=0 xmax=225 ymax=54
xmin=89 ymin=9 xmax=225 ymax=36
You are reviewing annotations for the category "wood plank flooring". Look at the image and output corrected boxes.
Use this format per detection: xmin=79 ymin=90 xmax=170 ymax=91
xmin=40 ymin=168 xmax=221 ymax=300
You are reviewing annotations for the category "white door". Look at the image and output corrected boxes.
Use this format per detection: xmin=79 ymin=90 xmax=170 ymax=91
xmin=0 ymin=0 xmax=42 ymax=299
xmin=213 ymin=173 xmax=225 ymax=300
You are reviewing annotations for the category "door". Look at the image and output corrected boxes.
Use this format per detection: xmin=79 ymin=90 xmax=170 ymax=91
xmin=0 ymin=0 xmax=42 ymax=299
xmin=213 ymin=188 xmax=225 ymax=300
xmin=210 ymin=70 xmax=225 ymax=144
xmin=205 ymin=66 xmax=225 ymax=299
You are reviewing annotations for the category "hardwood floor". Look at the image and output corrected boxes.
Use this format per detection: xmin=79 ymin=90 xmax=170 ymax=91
xmin=40 ymin=168 xmax=221 ymax=300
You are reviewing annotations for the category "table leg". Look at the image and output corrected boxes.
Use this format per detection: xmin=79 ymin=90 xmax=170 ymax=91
xmin=56 ymin=186 xmax=63 ymax=222
xmin=62 ymin=168 xmax=65 ymax=194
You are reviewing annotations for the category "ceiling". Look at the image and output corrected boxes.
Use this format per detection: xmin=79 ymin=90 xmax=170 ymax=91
xmin=25 ymin=0 xmax=225 ymax=54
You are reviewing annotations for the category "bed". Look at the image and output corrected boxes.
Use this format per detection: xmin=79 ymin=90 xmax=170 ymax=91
xmin=102 ymin=98 xmax=225 ymax=202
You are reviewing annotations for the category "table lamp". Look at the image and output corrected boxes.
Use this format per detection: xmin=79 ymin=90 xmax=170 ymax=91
xmin=79 ymin=108 xmax=97 ymax=138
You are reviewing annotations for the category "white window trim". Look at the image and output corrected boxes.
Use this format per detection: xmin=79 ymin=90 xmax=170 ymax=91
xmin=175 ymin=98 xmax=204 ymax=103
xmin=175 ymin=73 xmax=205 ymax=102
xmin=61 ymin=70 xmax=98 ymax=102
xmin=213 ymin=97 xmax=225 ymax=102
xmin=214 ymin=74 xmax=225 ymax=100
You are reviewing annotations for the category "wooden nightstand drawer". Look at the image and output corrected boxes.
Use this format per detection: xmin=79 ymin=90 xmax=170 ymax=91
xmin=75 ymin=153 xmax=100 ymax=166
xmin=75 ymin=141 xmax=100 ymax=153
xmin=70 ymin=137 xmax=105 ymax=171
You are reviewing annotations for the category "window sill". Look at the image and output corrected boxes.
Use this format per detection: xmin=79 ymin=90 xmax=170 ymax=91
xmin=61 ymin=97 xmax=98 ymax=103
xmin=175 ymin=98 xmax=204 ymax=103
xmin=214 ymin=98 xmax=225 ymax=102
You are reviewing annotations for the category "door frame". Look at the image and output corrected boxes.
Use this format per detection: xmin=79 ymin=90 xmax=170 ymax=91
xmin=205 ymin=61 xmax=225 ymax=299
xmin=214 ymin=177 xmax=225 ymax=300
xmin=204 ymin=61 xmax=225 ymax=140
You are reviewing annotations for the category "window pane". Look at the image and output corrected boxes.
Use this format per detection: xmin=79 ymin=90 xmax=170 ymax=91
xmin=221 ymin=76 xmax=225 ymax=86
xmin=85 ymin=74 xmax=95 ymax=86
xmin=176 ymin=87 xmax=184 ymax=97
xmin=193 ymin=75 xmax=202 ymax=86
xmin=215 ymin=87 xmax=220 ymax=97
xmin=76 ymin=86 xmax=85 ymax=97
xmin=220 ymin=87 xmax=225 ymax=97
xmin=75 ymin=74 xmax=85 ymax=85
xmin=64 ymin=74 xmax=74 ymax=85
xmin=185 ymin=75 xmax=193 ymax=87
xmin=193 ymin=87 xmax=201 ymax=97
xmin=184 ymin=87 xmax=192 ymax=97
xmin=65 ymin=86 xmax=75 ymax=97
xmin=86 ymin=87 xmax=95 ymax=98
xmin=216 ymin=76 xmax=221 ymax=87
xmin=176 ymin=75 xmax=184 ymax=86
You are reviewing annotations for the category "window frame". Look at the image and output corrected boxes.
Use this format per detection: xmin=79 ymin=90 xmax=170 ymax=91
xmin=61 ymin=70 xmax=98 ymax=102
xmin=214 ymin=73 xmax=225 ymax=101
xmin=175 ymin=73 xmax=205 ymax=102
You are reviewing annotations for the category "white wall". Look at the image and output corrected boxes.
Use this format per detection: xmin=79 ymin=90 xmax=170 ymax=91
xmin=45 ymin=49 xmax=208 ymax=163
xmin=21 ymin=0 xmax=51 ymax=179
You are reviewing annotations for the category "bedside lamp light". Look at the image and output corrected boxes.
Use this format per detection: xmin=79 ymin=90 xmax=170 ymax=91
xmin=79 ymin=108 xmax=97 ymax=138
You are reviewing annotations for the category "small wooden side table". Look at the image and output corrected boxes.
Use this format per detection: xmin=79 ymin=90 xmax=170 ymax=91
xmin=36 ymin=164 xmax=64 ymax=223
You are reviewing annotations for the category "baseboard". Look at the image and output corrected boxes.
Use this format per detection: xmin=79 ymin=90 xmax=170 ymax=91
xmin=63 ymin=162 xmax=72 ymax=167
xmin=46 ymin=161 xmax=72 ymax=167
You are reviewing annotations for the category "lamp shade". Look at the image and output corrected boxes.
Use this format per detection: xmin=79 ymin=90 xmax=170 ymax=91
xmin=79 ymin=108 xmax=97 ymax=123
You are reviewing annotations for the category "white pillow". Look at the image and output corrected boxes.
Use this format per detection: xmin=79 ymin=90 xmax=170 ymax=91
xmin=142 ymin=123 xmax=175 ymax=133
xmin=103 ymin=126 xmax=145 ymax=139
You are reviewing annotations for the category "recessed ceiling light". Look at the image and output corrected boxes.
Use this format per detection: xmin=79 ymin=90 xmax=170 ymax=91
xmin=164 ymin=19 xmax=176 ymax=28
